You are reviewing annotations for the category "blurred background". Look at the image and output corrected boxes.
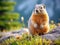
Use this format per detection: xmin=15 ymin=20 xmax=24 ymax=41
xmin=15 ymin=0 xmax=60 ymax=25
xmin=0 ymin=0 xmax=60 ymax=31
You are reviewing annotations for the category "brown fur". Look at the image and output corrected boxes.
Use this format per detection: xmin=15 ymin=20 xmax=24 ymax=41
xmin=31 ymin=14 xmax=49 ymax=35
xmin=28 ymin=4 xmax=49 ymax=35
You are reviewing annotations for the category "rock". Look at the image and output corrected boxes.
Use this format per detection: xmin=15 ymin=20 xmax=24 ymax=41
xmin=0 ymin=28 xmax=30 ymax=42
xmin=49 ymin=26 xmax=60 ymax=34
xmin=0 ymin=35 xmax=11 ymax=43
xmin=0 ymin=26 xmax=60 ymax=42
xmin=42 ymin=26 xmax=60 ymax=40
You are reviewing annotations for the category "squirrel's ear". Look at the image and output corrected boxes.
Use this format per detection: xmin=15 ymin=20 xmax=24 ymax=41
xmin=42 ymin=4 xmax=46 ymax=8
xmin=35 ymin=4 xmax=38 ymax=7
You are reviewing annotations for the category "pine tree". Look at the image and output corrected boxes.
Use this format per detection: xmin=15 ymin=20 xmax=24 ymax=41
xmin=0 ymin=0 xmax=22 ymax=31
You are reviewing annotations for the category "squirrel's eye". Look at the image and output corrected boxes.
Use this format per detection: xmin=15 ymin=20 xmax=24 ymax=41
xmin=43 ymin=4 xmax=46 ymax=8
xmin=36 ymin=10 xmax=38 ymax=13
xmin=40 ymin=7 xmax=42 ymax=9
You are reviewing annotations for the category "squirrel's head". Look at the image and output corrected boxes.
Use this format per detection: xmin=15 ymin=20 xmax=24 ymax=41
xmin=34 ymin=4 xmax=46 ymax=14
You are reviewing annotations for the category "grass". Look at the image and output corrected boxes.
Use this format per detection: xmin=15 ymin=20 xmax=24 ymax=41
xmin=0 ymin=34 xmax=60 ymax=45
xmin=0 ymin=21 xmax=60 ymax=45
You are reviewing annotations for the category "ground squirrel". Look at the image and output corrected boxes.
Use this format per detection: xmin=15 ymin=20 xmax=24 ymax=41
xmin=28 ymin=4 xmax=49 ymax=35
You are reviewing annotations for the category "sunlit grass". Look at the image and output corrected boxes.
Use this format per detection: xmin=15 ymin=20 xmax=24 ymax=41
xmin=50 ymin=20 xmax=57 ymax=31
xmin=0 ymin=20 xmax=60 ymax=45
xmin=0 ymin=34 xmax=60 ymax=45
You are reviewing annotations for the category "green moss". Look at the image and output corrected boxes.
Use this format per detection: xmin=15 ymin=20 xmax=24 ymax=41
xmin=0 ymin=34 xmax=60 ymax=45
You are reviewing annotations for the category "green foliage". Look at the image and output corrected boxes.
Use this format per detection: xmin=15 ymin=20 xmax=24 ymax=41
xmin=0 ymin=35 xmax=60 ymax=45
xmin=0 ymin=2 xmax=16 ymax=6
xmin=0 ymin=2 xmax=16 ymax=11
xmin=0 ymin=13 xmax=20 ymax=20
xmin=0 ymin=21 xmax=23 ymax=30
xmin=0 ymin=6 xmax=14 ymax=11
xmin=50 ymin=24 xmax=57 ymax=30
xmin=0 ymin=0 xmax=13 ymax=2
xmin=50 ymin=20 xmax=57 ymax=31
xmin=0 ymin=0 xmax=22 ymax=31
xmin=53 ymin=37 xmax=60 ymax=45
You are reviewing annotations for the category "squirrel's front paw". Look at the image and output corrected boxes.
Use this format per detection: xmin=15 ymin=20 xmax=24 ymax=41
xmin=34 ymin=23 xmax=37 ymax=28
xmin=31 ymin=21 xmax=37 ymax=28
xmin=40 ymin=24 xmax=44 ymax=29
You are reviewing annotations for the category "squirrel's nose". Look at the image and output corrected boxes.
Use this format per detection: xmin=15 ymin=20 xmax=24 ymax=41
xmin=36 ymin=10 xmax=39 ymax=13
xmin=40 ymin=10 xmax=42 ymax=12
